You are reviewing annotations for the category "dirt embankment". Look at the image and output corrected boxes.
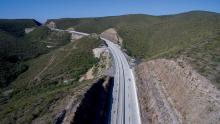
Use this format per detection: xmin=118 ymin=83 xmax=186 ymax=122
xmin=100 ymin=28 xmax=123 ymax=45
xmin=136 ymin=59 xmax=220 ymax=124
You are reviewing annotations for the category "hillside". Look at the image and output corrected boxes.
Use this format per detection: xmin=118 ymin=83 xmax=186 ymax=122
xmin=0 ymin=19 xmax=41 ymax=37
xmin=0 ymin=20 xmax=70 ymax=87
xmin=47 ymin=11 xmax=220 ymax=59
xmin=1 ymin=10 xmax=220 ymax=124
xmin=0 ymin=36 xmax=103 ymax=124
xmin=47 ymin=11 xmax=220 ymax=87
xmin=136 ymin=59 xmax=220 ymax=123
xmin=47 ymin=11 xmax=220 ymax=123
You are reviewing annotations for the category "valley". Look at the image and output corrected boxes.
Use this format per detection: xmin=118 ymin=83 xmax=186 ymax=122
xmin=0 ymin=10 xmax=220 ymax=124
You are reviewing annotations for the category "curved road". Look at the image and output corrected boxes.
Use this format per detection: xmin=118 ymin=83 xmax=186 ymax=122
xmin=53 ymin=28 xmax=141 ymax=124
xmin=101 ymin=38 xmax=141 ymax=124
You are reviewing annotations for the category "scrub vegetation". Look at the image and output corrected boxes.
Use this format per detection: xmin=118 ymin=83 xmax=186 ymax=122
xmin=1 ymin=10 xmax=220 ymax=123
xmin=0 ymin=20 xmax=70 ymax=87
xmin=48 ymin=11 xmax=220 ymax=87
xmin=48 ymin=11 xmax=220 ymax=59
xmin=0 ymin=35 xmax=102 ymax=123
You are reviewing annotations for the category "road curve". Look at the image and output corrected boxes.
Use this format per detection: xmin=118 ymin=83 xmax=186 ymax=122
xmin=101 ymin=37 xmax=141 ymax=124
xmin=53 ymin=28 xmax=141 ymax=124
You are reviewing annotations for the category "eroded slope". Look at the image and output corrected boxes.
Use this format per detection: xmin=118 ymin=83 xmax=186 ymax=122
xmin=136 ymin=59 xmax=220 ymax=124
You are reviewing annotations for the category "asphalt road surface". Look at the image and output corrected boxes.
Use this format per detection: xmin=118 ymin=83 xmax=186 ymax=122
xmin=54 ymin=28 xmax=141 ymax=124
xmin=101 ymin=37 xmax=141 ymax=124
xmin=51 ymin=28 xmax=90 ymax=36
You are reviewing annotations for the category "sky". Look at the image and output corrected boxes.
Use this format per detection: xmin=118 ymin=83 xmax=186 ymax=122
xmin=0 ymin=0 xmax=220 ymax=22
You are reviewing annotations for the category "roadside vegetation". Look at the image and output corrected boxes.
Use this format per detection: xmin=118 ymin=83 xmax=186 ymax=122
xmin=0 ymin=36 xmax=102 ymax=124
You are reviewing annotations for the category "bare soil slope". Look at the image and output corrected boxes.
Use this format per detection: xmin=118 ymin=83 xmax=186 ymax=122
xmin=136 ymin=59 xmax=220 ymax=124
xmin=100 ymin=28 xmax=123 ymax=45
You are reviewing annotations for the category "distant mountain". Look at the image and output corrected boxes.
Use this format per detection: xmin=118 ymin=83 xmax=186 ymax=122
xmin=46 ymin=11 xmax=220 ymax=58
xmin=0 ymin=19 xmax=41 ymax=37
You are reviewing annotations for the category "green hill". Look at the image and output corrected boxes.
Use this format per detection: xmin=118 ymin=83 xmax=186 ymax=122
xmin=0 ymin=36 xmax=102 ymax=124
xmin=0 ymin=20 xmax=70 ymax=87
xmin=0 ymin=19 xmax=102 ymax=123
xmin=47 ymin=11 xmax=220 ymax=87
xmin=0 ymin=19 xmax=41 ymax=37
xmin=47 ymin=11 xmax=220 ymax=59
xmin=1 ymin=10 xmax=220 ymax=123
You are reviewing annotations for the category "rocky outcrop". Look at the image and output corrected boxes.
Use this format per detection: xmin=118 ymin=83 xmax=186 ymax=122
xmin=136 ymin=59 xmax=220 ymax=124
xmin=79 ymin=47 xmax=112 ymax=82
xmin=93 ymin=47 xmax=107 ymax=58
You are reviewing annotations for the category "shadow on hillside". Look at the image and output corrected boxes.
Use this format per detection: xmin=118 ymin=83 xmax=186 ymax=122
xmin=71 ymin=76 xmax=114 ymax=124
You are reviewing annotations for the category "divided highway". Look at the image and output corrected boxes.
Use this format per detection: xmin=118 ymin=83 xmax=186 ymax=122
xmin=101 ymin=38 xmax=141 ymax=124
xmin=54 ymin=28 xmax=141 ymax=124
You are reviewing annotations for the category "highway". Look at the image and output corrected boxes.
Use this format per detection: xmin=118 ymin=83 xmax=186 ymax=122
xmin=101 ymin=37 xmax=141 ymax=124
xmin=54 ymin=28 xmax=141 ymax=124
xmin=51 ymin=28 xmax=90 ymax=36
